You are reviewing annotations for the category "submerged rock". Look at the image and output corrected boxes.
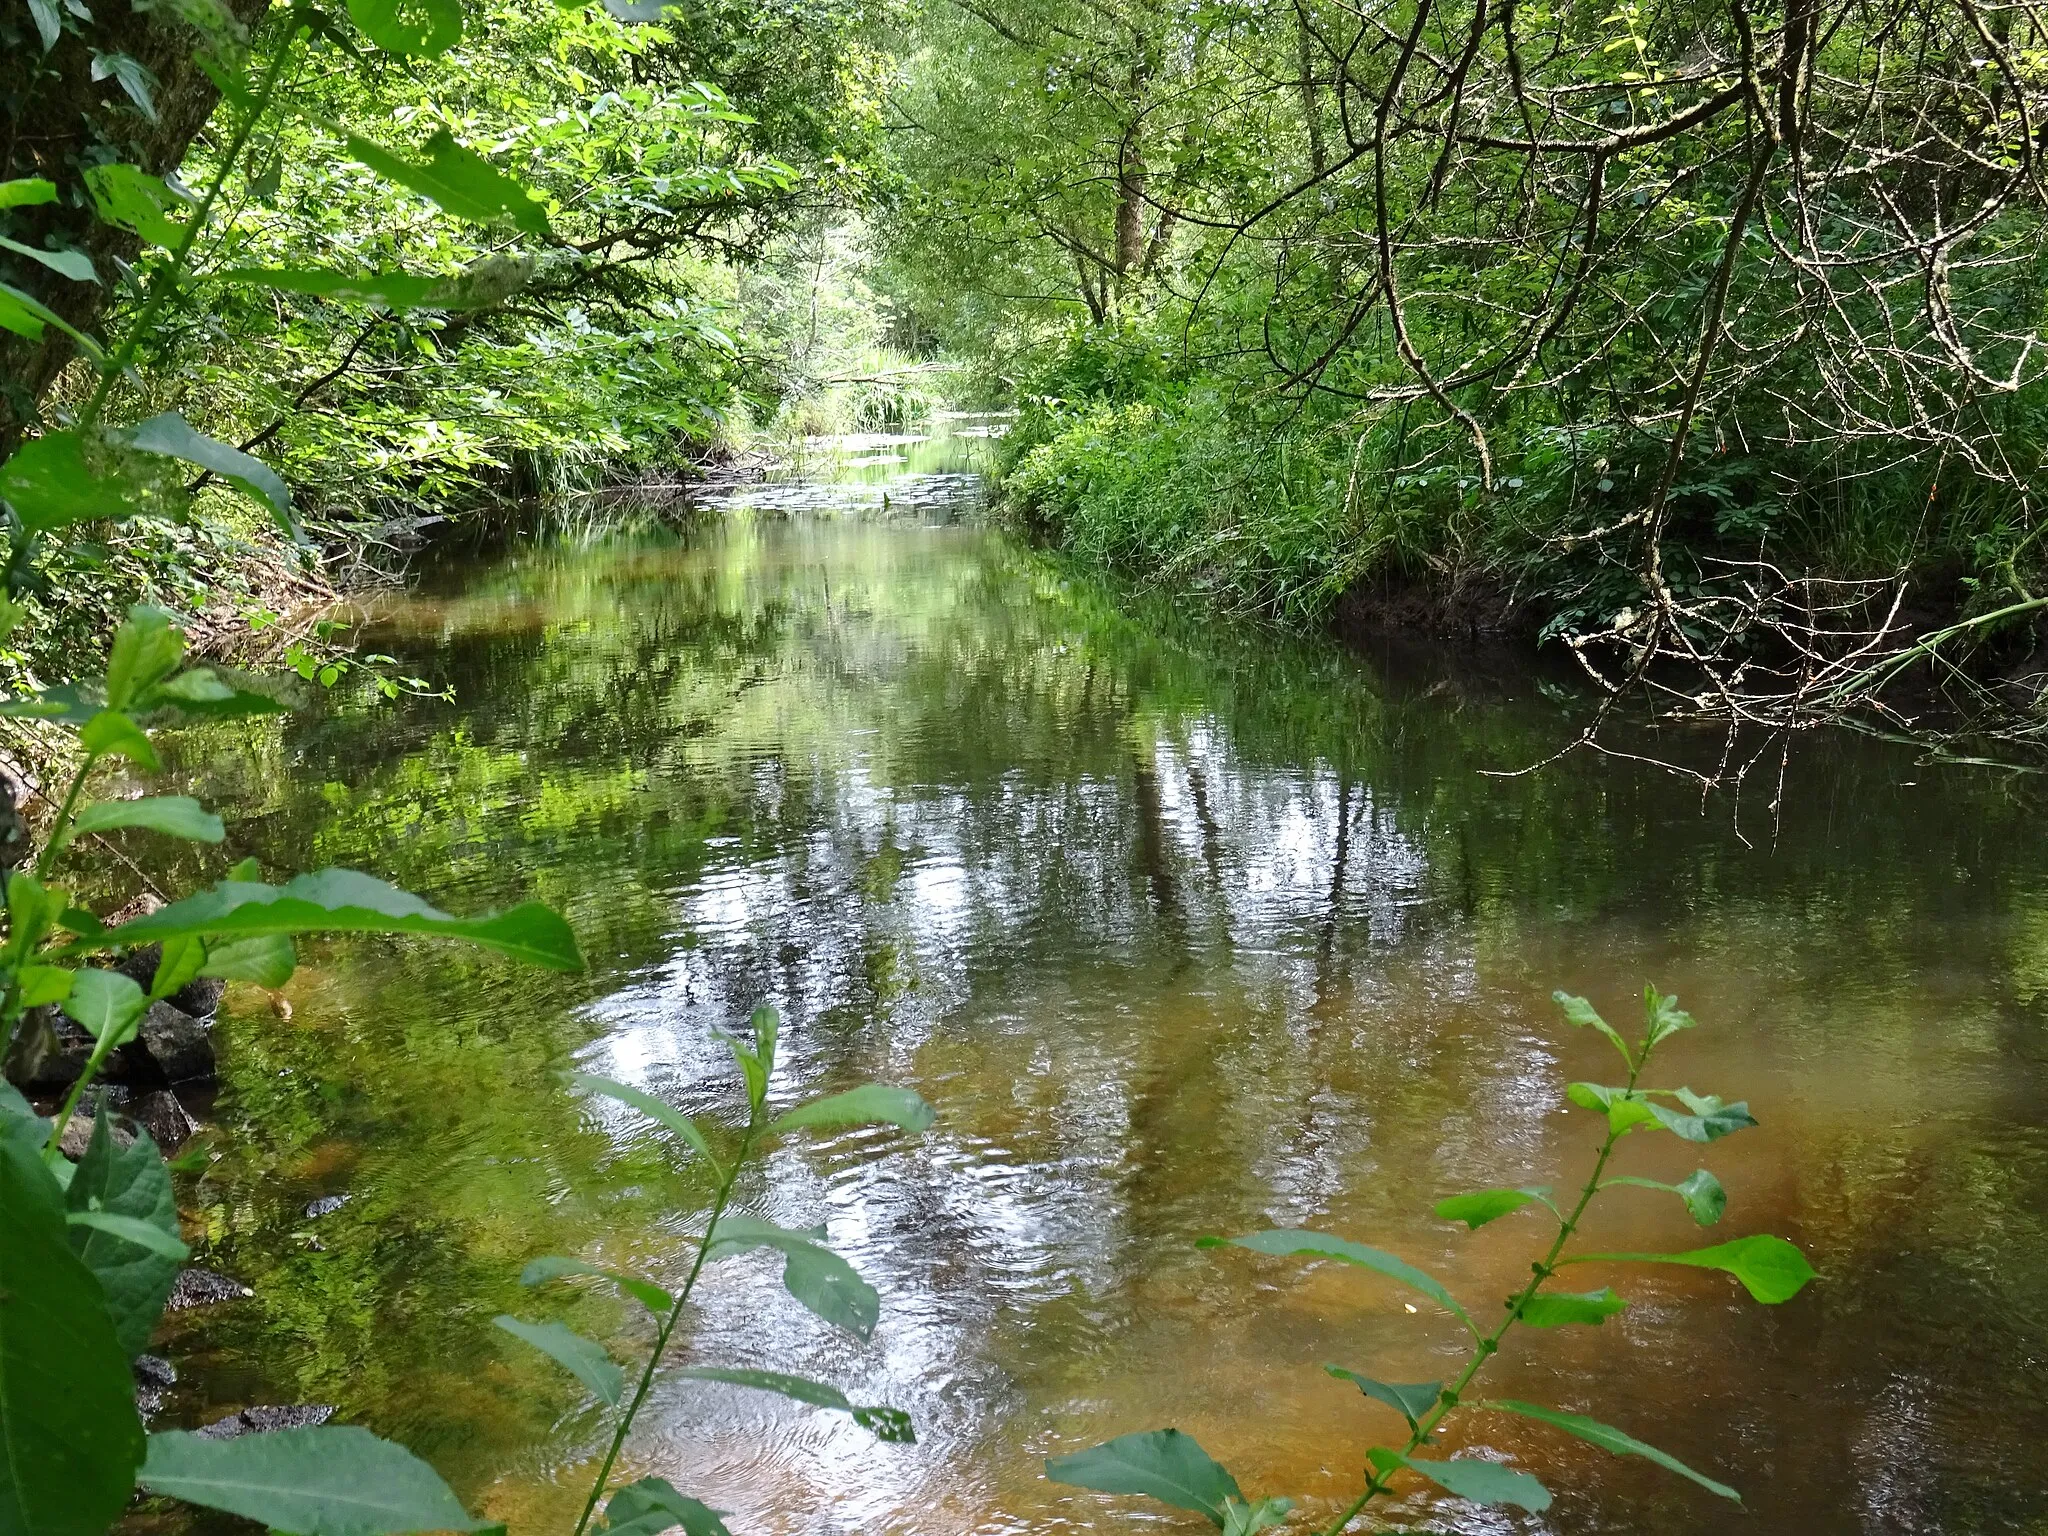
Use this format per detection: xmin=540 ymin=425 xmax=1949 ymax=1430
xmin=165 ymin=1267 xmax=253 ymax=1311
xmin=193 ymin=1404 xmax=336 ymax=1440
xmin=303 ymin=1193 xmax=351 ymax=1219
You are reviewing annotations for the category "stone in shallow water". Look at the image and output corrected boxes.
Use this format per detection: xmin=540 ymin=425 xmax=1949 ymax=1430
xmin=126 ymin=1087 xmax=199 ymax=1153
xmin=133 ymin=1354 xmax=177 ymax=1418
xmin=166 ymin=1267 xmax=253 ymax=1310
xmin=135 ymin=1000 xmax=215 ymax=1084
xmin=194 ymin=1404 xmax=337 ymax=1440
xmin=303 ymin=1192 xmax=351 ymax=1219
xmin=57 ymin=1108 xmax=134 ymax=1159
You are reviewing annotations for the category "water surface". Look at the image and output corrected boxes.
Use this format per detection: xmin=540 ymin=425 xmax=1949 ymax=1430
xmin=148 ymin=446 xmax=2048 ymax=1535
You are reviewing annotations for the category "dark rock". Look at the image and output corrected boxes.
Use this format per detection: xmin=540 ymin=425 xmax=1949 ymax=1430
xmin=171 ymin=975 xmax=226 ymax=1020
xmin=193 ymin=1404 xmax=335 ymax=1440
xmin=126 ymin=1088 xmax=198 ymax=1153
xmin=2 ymin=1006 xmax=94 ymax=1092
xmin=133 ymin=1353 xmax=177 ymax=1418
xmin=165 ymin=1267 xmax=253 ymax=1310
xmin=135 ymin=1000 xmax=214 ymax=1084
xmin=303 ymin=1193 xmax=350 ymax=1219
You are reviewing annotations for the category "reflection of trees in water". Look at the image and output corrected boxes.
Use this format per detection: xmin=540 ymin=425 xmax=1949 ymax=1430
xmin=146 ymin=514 xmax=2048 ymax=1534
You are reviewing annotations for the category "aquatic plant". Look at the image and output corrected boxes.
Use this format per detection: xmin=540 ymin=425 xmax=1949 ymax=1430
xmin=1047 ymin=987 xmax=1816 ymax=1532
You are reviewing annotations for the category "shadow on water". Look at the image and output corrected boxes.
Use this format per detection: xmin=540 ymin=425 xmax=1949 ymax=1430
xmin=140 ymin=425 xmax=2048 ymax=1535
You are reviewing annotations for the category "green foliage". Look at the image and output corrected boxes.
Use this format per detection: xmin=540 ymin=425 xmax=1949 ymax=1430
xmin=1047 ymin=988 xmax=1814 ymax=1528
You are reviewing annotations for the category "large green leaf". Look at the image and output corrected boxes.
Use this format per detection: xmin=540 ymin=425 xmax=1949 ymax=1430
xmin=1323 ymin=1366 xmax=1440 ymax=1429
xmin=346 ymin=0 xmax=461 ymax=54
xmin=676 ymin=1366 xmax=914 ymax=1441
xmin=62 ymin=967 xmax=147 ymax=1043
xmin=1433 ymin=1186 xmax=1548 ymax=1230
xmin=570 ymin=1072 xmax=716 ymax=1164
xmin=0 ymin=1137 xmax=146 ymax=1536
xmin=520 ymin=1254 xmax=673 ymax=1315
xmin=80 ymin=709 xmax=161 ymax=770
xmin=604 ymin=1478 xmax=732 ymax=1536
xmin=125 ymin=412 xmax=295 ymax=535
xmin=771 ymin=1083 xmax=936 ymax=1134
xmin=342 ymin=129 xmax=552 ymax=238
xmin=1045 ymin=1428 xmax=1243 ymax=1526
xmin=68 ymin=1116 xmax=185 ymax=1354
xmin=1368 ymin=1448 xmax=1550 ymax=1512
xmin=1201 ymin=1229 xmax=1471 ymax=1329
xmin=105 ymin=605 xmax=184 ymax=710
xmin=1644 ymin=1089 xmax=1757 ymax=1143
xmin=62 ymin=796 xmax=224 ymax=848
xmin=493 ymin=1316 xmax=623 ymax=1404
xmin=82 ymin=164 xmax=190 ymax=247
xmin=1516 ymin=1287 xmax=1627 ymax=1327
xmin=0 ymin=1082 xmax=49 ymax=1161
xmin=0 ymin=235 xmax=95 ymax=283
xmin=97 ymin=869 xmax=583 ymax=971
xmin=0 ymin=428 xmax=178 ymax=531
xmin=140 ymin=1425 xmax=491 ymax=1533
xmin=0 ymin=280 xmax=102 ymax=358
xmin=1567 ymin=1233 xmax=1815 ymax=1303
xmin=707 ymin=1213 xmax=879 ymax=1338
xmin=1482 ymin=1400 xmax=1739 ymax=1500
xmin=199 ymin=932 xmax=297 ymax=987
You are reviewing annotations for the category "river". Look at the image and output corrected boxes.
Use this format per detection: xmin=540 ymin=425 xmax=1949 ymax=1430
xmin=146 ymin=428 xmax=2048 ymax=1535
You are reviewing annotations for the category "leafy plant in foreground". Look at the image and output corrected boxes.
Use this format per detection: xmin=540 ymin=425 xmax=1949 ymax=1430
xmin=497 ymin=1009 xmax=936 ymax=1536
xmin=1046 ymin=987 xmax=1816 ymax=1532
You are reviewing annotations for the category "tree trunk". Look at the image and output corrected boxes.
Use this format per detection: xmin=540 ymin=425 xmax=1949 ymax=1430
xmin=0 ymin=0 xmax=275 ymax=454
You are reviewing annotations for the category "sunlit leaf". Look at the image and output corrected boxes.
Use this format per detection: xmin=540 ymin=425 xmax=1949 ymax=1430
xmin=79 ymin=710 xmax=160 ymax=770
xmin=604 ymin=1478 xmax=731 ymax=1536
xmin=62 ymin=796 xmax=224 ymax=847
xmin=1433 ymin=1186 xmax=1548 ymax=1229
xmin=1604 ymin=1169 xmax=1726 ymax=1225
xmin=675 ymin=1367 xmax=914 ymax=1442
xmin=61 ymin=967 xmax=146 ymax=1043
xmin=150 ymin=934 xmax=207 ymax=999
xmin=707 ymin=1213 xmax=879 ymax=1338
xmin=140 ymin=1425 xmax=493 ymax=1531
xmin=341 ymin=128 xmax=551 ymax=238
xmin=0 ymin=179 xmax=56 ymax=208
xmin=568 ymin=1073 xmax=716 ymax=1164
xmin=346 ymin=0 xmax=461 ymax=55
xmin=1481 ymin=1400 xmax=1739 ymax=1500
xmin=125 ymin=412 xmax=295 ymax=536
xmin=519 ymin=1254 xmax=672 ymax=1315
xmin=0 ymin=281 xmax=103 ymax=359
xmin=1323 ymin=1367 xmax=1439 ymax=1429
xmin=1367 ymin=1447 xmax=1550 ymax=1512
xmin=0 ymin=236 xmax=95 ymax=283
xmin=1643 ymin=985 xmax=1696 ymax=1048
xmin=1555 ymin=989 xmax=1632 ymax=1068
xmin=98 ymin=870 xmax=584 ymax=972
xmin=198 ymin=933 xmax=297 ymax=988
xmin=1567 ymin=1233 xmax=1815 ymax=1303
xmin=1516 ymin=1287 xmax=1626 ymax=1327
xmin=1200 ymin=1229 xmax=1471 ymax=1329
xmin=1046 ymin=1428 xmax=1243 ymax=1526
xmin=771 ymin=1083 xmax=935 ymax=1134
xmin=493 ymin=1316 xmax=622 ymax=1404
xmin=82 ymin=164 xmax=190 ymax=248
xmin=15 ymin=964 xmax=74 ymax=1007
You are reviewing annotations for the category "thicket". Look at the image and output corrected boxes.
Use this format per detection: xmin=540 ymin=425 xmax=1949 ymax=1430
xmin=1 ymin=0 xmax=894 ymax=689
xmin=873 ymin=0 xmax=2048 ymax=731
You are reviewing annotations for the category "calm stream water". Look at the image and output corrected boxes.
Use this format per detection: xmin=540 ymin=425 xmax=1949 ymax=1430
xmin=145 ymin=433 xmax=2048 ymax=1535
